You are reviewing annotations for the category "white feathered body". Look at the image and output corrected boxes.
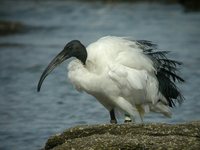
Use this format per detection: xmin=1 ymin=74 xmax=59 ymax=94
xmin=68 ymin=36 xmax=171 ymax=119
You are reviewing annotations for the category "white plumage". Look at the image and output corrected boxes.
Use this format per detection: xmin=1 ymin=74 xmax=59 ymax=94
xmin=68 ymin=36 xmax=169 ymax=120
xmin=38 ymin=36 xmax=184 ymax=123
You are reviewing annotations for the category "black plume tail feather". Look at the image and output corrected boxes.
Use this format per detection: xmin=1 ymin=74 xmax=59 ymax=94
xmin=159 ymin=68 xmax=185 ymax=83
xmin=158 ymin=58 xmax=182 ymax=66
xmin=136 ymin=40 xmax=185 ymax=107
xmin=136 ymin=40 xmax=158 ymax=48
xmin=156 ymin=71 xmax=184 ymax=107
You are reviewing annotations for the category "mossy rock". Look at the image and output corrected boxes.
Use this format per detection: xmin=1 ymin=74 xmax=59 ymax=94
xmin=44 ymin=121 xmax=200 ymax=150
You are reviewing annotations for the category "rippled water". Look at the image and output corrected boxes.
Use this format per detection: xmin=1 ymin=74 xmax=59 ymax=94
xmin=0 ymin=0 xmax=200 ymax=150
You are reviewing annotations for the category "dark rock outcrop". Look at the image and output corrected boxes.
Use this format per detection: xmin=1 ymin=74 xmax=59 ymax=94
xmin=86 ymin=0 xmax=200 ymax=11
xmin=179 ymin=0 xmax=200 ymax=11
xmin=0 ymin=20 xmax=25 ymax=35
xmin=44 ymin=121 xmax=200 ymax=150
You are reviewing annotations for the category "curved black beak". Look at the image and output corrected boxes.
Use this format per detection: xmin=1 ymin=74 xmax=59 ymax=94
xmin=37 ymin=49 xmax=70 ymax=92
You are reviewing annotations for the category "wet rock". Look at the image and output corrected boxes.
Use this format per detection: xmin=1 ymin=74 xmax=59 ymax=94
xmin=44 ymin=121 xmax=200 ymax=150
xmin=0 ymin=20 xmax=25 ymax=35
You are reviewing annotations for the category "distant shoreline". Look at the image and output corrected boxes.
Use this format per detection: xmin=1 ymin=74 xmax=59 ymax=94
xmin=82 ymin=0 xmax=200 ymax=11
xmin=0 ymin=0 xmax=199 ymax=36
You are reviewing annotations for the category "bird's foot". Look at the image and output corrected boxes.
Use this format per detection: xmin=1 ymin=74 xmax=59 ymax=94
xmin=110 ymin=119 xmax=117 ymax=124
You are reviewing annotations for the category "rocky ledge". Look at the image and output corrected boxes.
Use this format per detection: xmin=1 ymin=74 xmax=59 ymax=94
xmin=44 ymin=121 xmax=200 ymax=150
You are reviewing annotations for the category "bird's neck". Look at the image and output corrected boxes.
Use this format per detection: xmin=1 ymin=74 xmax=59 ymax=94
xmin=68 ymin=59 xmax=99 ymax=93
xmin=76 ymin=47 xmax=87 ymax=65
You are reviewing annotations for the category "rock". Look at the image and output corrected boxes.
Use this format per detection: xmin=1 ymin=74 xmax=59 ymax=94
xmin=87 ymin=0 xmax=200 ymax=11
xmin=44 ymin=121 xmax=200 ymax=150
xmin=0 ymin=20 xmax=25 ymax=35
xmin=179 ymin=0 xmax=200 ymax=11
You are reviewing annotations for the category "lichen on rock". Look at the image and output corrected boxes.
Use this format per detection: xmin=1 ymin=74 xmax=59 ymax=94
xmin=44 ymin=121 xmax=200 ymax=150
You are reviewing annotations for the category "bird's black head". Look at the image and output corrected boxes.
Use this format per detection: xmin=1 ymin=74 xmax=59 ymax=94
xmin=37 ymin=40 xmax=87 ymax=92
xmin=63 ymin=40 xmax=87 ymax=65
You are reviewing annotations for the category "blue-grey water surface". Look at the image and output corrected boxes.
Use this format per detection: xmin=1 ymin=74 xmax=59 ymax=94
xmin=0 ymin=0 xmax=200 ymax=150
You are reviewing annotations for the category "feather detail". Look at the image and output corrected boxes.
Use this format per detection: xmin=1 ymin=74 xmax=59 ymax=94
xmin=136 ymin=40 xmax=184 ymax=107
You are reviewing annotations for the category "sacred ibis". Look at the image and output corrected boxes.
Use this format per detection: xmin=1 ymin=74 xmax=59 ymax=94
xmin=37 ymin=36 xmax=184 ymax=123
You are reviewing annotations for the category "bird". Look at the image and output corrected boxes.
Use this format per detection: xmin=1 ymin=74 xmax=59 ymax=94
xmin=37 ymin=36 xmax=184 ymax=123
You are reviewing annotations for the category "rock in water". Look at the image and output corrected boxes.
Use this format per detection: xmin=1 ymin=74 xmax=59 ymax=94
xmin=0 ymin=20 xmax=24 ymax=35
xmin=44 ymin=121 xmax=200 ymax=150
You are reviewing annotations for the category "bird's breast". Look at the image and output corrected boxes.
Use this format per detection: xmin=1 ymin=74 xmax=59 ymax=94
xmin=68 ymin=59 xmax=120 ymax=102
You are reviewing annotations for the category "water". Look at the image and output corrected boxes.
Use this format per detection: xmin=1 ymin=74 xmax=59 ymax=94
xmin=0 ymin=0 xmax=200 ymax=150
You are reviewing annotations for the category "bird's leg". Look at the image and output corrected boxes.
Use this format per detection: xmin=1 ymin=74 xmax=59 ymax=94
xmin=124 ymin=114 xmax=132 ymax=123
xmin=109 ymin=109 xmax=117 ymax=124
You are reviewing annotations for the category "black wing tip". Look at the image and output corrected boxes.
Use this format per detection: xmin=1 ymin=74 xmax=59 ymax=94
xmin=156 ymin=68 xmax=185 ymax=108
xmin=137 ymin=40 xmax=157 ymax=46
xmin=137 ymin=39 xmax=185 ymax=107
xmin=159 ymin=68 xmax=185 ymax=83
xmin=169 ymin=94 xmax=185 ymax=107
xmin=136 ymin=40 xmax=158 ymax=50
xmin=166 ymin=90 xmax=184 ymax=107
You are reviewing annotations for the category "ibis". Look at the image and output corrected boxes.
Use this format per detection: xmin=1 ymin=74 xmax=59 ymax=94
xmin=37 ymin=36 xmax=184 ymax=123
